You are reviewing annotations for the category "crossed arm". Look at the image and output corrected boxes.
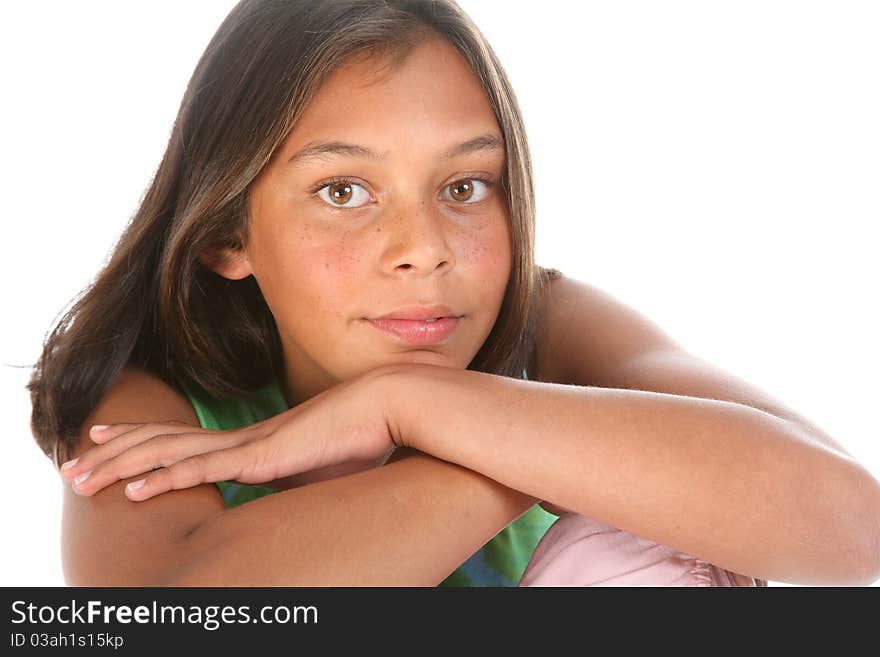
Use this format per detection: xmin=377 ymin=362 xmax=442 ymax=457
xmin=65 ymin=361 xmax=880 ymax=586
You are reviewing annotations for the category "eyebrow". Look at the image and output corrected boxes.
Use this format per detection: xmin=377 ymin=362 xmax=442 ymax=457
xmin=287 ymin=133 xmax=504 ymax=165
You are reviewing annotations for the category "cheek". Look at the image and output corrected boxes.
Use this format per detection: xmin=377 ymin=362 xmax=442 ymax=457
xmin=253 ymin=229 xmax=364 ymax=322
xmin=307 ymin=234 xmax=368 ymax=318
xmin=457 ymin=216 xmax=512 ymax=286
xmin=315 ymin=232 xmax=364 ymax=282
xmin=297 ymin=232 xmax=369 ymax=320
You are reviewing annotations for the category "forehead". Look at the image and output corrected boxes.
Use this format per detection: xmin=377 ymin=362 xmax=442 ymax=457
xmin=280 ymin=38 xmax=501 ymax=157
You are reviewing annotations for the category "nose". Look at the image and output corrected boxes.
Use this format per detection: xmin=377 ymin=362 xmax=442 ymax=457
xmin=379 ymin=198 xmax=456 ymax=276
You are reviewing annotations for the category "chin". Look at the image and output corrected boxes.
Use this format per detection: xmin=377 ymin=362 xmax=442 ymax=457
xmin=394 ymin=351 xmax=458 ymax=367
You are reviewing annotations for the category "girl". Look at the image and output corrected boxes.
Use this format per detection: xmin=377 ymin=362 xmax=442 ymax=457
xmin=31 ymin=0 xmax=880 ymax=587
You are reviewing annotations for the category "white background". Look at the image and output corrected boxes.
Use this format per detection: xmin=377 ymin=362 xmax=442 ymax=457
xmin=1 ymin=1 xmax=877 ymax=587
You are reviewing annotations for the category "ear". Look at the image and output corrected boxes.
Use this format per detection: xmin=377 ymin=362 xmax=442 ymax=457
xmin=198 ymin=245 xmax=253 ymax=281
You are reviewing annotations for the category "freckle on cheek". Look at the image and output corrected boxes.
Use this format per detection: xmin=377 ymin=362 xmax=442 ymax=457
xmin=461 ymin=241 xmax=488 ymax=263
xmin=322 ymin=248 xmax=361 ymax=276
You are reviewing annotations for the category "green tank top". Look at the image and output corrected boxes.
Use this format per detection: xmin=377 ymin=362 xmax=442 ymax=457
xmin=178 ymin=374 xmax=557 ymax=587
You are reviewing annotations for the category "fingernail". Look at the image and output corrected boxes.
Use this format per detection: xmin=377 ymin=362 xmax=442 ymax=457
xmin=126 ymin=479 xmax=146 ymax=495
xmin=73 ymin=471 xmax=92 ymax=486
xmin=60 ymin=458 xmax=78 ymax=471
xmin=90 ymin=425 xmax=110 ymax=435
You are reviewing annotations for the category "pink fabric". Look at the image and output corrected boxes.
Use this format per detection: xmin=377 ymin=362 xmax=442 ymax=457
xmin=519 ymin=513 xmax=743 ymax=587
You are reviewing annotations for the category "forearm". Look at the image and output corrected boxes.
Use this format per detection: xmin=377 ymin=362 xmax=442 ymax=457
xmin=165 ymin=451 xmax=536 ymax=586
xmin=390 ymin=365 xmax=880 ymax=586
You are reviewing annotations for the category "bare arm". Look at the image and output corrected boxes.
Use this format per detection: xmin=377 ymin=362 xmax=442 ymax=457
xmin=387 ymin=363 xmax=880 ymax=587
xmin=169 ymin=452 xmax=532 ymax=586
xmin=61 ymin=366 xmax=535 ymax=586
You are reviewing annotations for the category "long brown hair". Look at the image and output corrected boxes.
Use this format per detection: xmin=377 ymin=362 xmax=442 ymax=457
xmin=28 ymin=0 xmax=561 ymax=467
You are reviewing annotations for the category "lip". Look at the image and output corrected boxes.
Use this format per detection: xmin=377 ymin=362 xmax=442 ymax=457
xmin=366 ymin=316 xmax=461 ymax=346
xmin=370 ymin=305 xmax=462 ymax=322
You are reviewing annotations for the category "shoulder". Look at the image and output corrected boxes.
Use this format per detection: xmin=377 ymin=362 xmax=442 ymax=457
xmin=534 ymin=274 xmax=682 ymax=386
xmin=90 ymin=366 xmax=200 ymax=428
xmin=532 ymin=274 xmax=829 ymax=440
xmin=61 ymin=365 xmax=199 ymax=466
xmin=60 ymin=365 xmax=223 ymax=585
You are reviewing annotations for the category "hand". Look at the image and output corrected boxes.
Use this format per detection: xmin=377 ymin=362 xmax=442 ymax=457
xmin=59 ymin=368 xmax=399 ymax=501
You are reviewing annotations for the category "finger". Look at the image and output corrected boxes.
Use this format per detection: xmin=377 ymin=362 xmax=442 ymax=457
xmin=88 ymin=419 xmax=189 ymax=444
xmin=124 ymin=446 xmax=258 ymax=501
xmin=70 ymin=430 xmax=247 ymax=496
xmin=60 ymin=422 xmax=197 ymax=482
xmin=88 ymin=422 xmax=143 ymax=444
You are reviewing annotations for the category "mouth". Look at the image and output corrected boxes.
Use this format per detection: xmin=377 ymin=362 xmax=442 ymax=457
xmin=364 ymin=316 xmax=462 ymax=346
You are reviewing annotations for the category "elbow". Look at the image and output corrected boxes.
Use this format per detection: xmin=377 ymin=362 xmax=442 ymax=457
xmin=838 ymin=538 xmax=880 ymax=588
xmin=853 ymin=472 xmax=880 ymax=586
xmin=827 ymin=464 xmax=880 ymax=587
xmin=781 ymin=458 xmax=880 ymax=587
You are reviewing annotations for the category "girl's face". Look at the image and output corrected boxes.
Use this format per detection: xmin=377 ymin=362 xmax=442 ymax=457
xmin=215 ymin=38 xmax=512 ymax=405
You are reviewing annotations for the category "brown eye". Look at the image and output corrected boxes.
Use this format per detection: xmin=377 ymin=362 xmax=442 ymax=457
xmin=328 ymin=182 xmax=353 ymax=204
xmin=444 ymin=178 xmax=493 ymax=204
xmin=449 ymin=179 xmax=475 ymax=202
xmin=314 ymin=179 xmax=371 ymax=208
